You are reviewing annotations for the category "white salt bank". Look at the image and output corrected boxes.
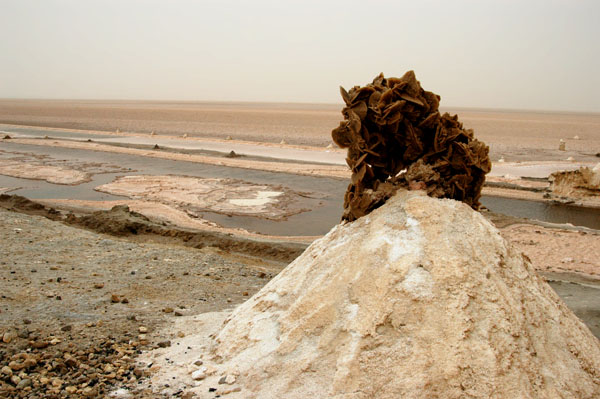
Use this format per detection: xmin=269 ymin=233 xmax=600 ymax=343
xmin=140 ymin=191 xmax=600 ymax=398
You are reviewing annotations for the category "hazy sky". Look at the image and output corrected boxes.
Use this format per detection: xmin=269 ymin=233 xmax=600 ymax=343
xmin=1 ymin=0 xmax=599 ymax=112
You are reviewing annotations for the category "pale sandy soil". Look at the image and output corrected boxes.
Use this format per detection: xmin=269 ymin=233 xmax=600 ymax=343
xmin=501 ymin=223 xmax=600 ymax=280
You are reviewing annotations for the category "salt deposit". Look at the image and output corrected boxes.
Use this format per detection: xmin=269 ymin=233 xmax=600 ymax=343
xmin=228 ymin=191 xmax=282 ymax=207
xmin=95 ymin=175 xmax=306 ymax=220
xmin=0 ymin=160 xmax=91 ymax=185
xmin=140 ymin=190 xmax=600 ymax=398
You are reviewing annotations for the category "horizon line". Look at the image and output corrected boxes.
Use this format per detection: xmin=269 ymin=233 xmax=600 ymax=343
xmin=1 ymin=97 xmax=599 ymax=116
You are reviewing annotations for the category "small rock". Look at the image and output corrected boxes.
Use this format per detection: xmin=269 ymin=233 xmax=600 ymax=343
xmin=1 ymin=366 xmax=12 ymax=376
xmin=191 ymin=368 xmax=207 ymax=380
xmin=23 ymin=319 xmax=31 ymax=325
xmin=16 ymin=378 xmax=32 ymax=389
xmin=139 ymin=326 xmax=148 ymax=333
xmin=65 ymin=386 xmax=77 ymax=394
xmin=561 ymin=257 xmax=574 ymax=263
xmin=177 ymin=331 xmax=185 ymax=338
xmin=8 ymin=361 xmax=23 ymax=371
xmin=157 ymin=340 xmax=171 ymax=348
xmin=193 ymin=360 xmax=203 ymax=366
xmin=573 ymin=135 xmax=580 ymax=140
xmin=153 ymin=144 xmax=160 ymax=150
xmin=218 ymin=374 xmax=236 ymax=385
xmin=182 ymin=133 xmax=188 ymax=138
xmin=242 ymin=291 xmax=249 ymax=296
xmin=11 ymin=375 xmax=21 ymax=385
xmin=225 ymin=135 xmax=233 ymax=140
xmin=558 ymin=139 xmax=566 ymax=151
xmin=3 ymin=134 xmax=11 ymax=139
xmin=94 ymin=283 xmax=105 ymax=289
xmin=29 ymin=340 xmax=48 ymax=349
xmin=2 ymin=331 xmax=14 ymax=343
xmin=111 ymin=294 xmax=120 ymax=303
xmin=61 ymin=325 xmax=72 ymax=332
xmin=64 ymin=355 xmax=78 ymax=368
xmin=181 ymin=392 xmax=196 ymax=399
xmin=121 ymin=297 xmax=129 ymax=304
xmin=280 ymin=139 xmax=287 ymax=145
xmin=163 ymin=307 xmax=174 ymax=313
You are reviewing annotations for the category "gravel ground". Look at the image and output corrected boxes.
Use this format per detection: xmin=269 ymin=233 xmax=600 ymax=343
xmin=0 ymin=208 xmax=283 ymax=398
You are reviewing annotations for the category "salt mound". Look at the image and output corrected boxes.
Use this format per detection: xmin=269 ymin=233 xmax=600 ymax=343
xmin=148 ymin=191 xmax=600 ymax=398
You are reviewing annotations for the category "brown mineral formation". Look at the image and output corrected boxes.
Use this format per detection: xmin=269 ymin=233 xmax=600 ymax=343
xmin=332 ymin=71 xmax=491 ymax=221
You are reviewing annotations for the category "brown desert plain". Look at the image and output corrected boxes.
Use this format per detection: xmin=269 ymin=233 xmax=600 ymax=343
xmin=0 ymin=99 xmax=599 ymax=398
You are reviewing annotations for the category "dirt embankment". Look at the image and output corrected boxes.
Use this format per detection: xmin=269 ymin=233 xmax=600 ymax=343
xmin=0 ymin=195 xmax=307 ymax=264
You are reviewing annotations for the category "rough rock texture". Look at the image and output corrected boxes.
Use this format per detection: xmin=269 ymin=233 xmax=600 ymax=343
xmin=332 ymin=71 xmax=491 ymax=221
xmin=203 ymin=191 xmax=599 ymax=399
xmin=549 ymin=164 xmax=600 ymax=199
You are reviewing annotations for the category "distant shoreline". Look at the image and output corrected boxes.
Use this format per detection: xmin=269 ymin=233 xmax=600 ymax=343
xmin=0 ymin=98 xmax=598 ymax=116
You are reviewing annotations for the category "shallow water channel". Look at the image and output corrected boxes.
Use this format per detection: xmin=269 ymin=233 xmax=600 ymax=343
xmin=1 ymin=141 xmax=598 ymax=235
